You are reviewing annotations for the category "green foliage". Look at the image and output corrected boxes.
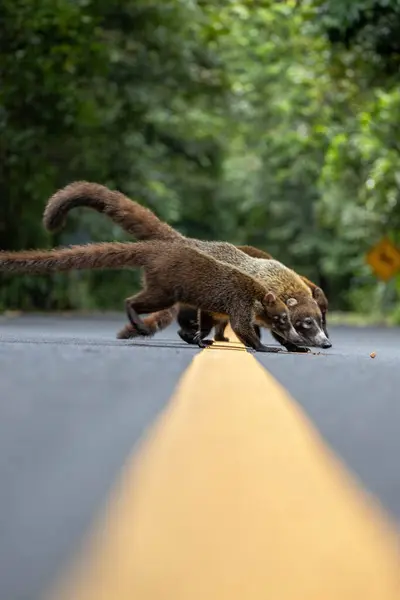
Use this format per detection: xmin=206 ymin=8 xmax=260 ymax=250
xmin=0 ymin=0 xmax=230 ymax=310
xmin=1 ymin=0 xmax=400 ymax=314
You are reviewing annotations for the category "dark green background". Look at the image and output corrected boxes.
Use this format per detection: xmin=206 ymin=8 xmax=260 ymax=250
xmin=1 ymin=0 xmax=400 ymax=320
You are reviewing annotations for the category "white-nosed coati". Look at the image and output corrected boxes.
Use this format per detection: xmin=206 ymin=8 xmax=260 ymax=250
xmin=0 ymin=241 xmax=303 ymax=352
xmin=117 ymin=245 xmax=330 ymax=349
xmin=43 ymin=181 xmax=331 ymax=350
xmin=170 ymin=245 xmax=330 ymax=348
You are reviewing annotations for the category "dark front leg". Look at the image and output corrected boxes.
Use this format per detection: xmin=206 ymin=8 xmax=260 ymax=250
xmin=270 ymin=330 xmax=310 ymax=353
xmin=177 ymin=306 xmax=199 ymax=330
xmin=177 ymin=307 xmax=214 ymax=345
xmin=230 ymin=317 xmax=282 ymax=353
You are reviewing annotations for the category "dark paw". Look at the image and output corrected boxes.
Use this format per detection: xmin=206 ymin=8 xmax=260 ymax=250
xmin=289 ymin=346 xmax=311 ymax=353
xmin=177 ymin=329 xmax=199 ymax=345
xmin=196 ymin=338 xmax=214 ymax=348
xmin=280 ymin=342 xmax=311 ymax=353
xmin=255 ymin=345 xmax=282 ymax=353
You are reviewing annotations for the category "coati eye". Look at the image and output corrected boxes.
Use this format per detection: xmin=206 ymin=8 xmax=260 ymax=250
xmin=279 ymin=313 xmax=287 ymax=322
xmin=303 ymin=317 xmax=313 ymax=328
xmin=273 ymin=315 xmax=279 ymax=321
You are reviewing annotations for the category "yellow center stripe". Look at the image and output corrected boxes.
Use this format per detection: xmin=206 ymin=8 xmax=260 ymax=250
xmin=48 ymin=328 xmax=400 ymax=600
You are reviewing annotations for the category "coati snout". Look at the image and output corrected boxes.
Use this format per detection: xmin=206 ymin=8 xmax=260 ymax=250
xmin=267 ymin=296 xmax=303 ymax=346
xmin=288 ymin=293 xmax=331 ymax=349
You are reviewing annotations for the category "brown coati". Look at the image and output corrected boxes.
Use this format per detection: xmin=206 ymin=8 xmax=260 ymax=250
xmin=117 ymin=245 xmax=329 ymax=349
xmin=170 ymin=245 xmax=329 ymax=349
xmin=236 ymin=245 xmax=329 ymax=336
xmin=0 ymin=241 xmax=302 ymax=352
xmin=43 ymin=181 xmax=331 ymax=350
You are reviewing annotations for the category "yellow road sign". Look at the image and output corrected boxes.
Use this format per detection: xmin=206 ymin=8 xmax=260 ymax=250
xmin=366 ymin=238 xmax=400 ymax=281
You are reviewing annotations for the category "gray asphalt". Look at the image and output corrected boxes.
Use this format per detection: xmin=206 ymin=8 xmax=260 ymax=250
xmin=0 ymin=314 xmax=399 ymax=600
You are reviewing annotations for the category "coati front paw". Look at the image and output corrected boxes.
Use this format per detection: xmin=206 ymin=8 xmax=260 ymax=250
xmin=255 ymin=344 xmax=282 ymax=353
xmin=279 ymin=341 xmax=311 ymax=353
xmin=288 ymin=346 xmax=311 ymax=353
xmin=178 ymin=329 xmax=200 ymax=345
xmin=196 ymin=339 xmax=214 ymax=348
xmin=178 ymin=328 xmax=211 ymax=346
xmin=193 ymin=330 xmax=214 ymax=348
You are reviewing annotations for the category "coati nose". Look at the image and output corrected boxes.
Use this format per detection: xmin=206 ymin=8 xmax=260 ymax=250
xmin=321 ymin=339 xmax=332 ymax=349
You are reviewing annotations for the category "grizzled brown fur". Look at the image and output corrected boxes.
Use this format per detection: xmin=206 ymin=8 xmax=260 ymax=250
xmin=118 ymin=244 xmax=328 ymax=345
xmin=43 ymin=181 xmax=331 ymax=349
xmin=0 ymin=240 xmax=299 ymax=352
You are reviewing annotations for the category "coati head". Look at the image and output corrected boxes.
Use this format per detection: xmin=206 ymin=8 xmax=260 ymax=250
xmin=260 ymin=292 xmax=304 ymax=346
xmin=285 ymin=291 xmax=331 ymax=349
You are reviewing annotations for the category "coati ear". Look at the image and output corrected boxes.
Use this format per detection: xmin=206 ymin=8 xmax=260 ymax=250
xmin=286 ymin=297 xmax=298 ymax=307
xmin=313 ymin=287 xmax=328 ymax=311
xmin=263 ymin=292 xmax=276 ymax=305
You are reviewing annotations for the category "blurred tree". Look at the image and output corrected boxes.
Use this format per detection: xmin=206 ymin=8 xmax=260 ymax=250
xmin=1 ymin=0 xmax=400 ymax=317
xmin=0 ymin=0 xmax=230 ymax=309
xmin=316 ymin=0 xmax=400 ymax=313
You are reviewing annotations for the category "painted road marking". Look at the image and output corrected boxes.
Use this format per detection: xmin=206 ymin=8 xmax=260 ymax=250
xmin=48 ymin=328 xmax=400 ymax=600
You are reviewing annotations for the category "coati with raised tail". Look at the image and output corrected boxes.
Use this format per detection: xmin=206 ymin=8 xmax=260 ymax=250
xmin=43 ymin=181 xmax=331 ymax=350
xmin=0 ymin=241 xmax=303 ymax=352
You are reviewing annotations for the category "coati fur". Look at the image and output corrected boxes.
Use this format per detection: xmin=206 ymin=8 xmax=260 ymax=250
xmin=0 ymin=241 xmax=302 ymax=352
xmin=117 ymin=250 xmax=272 ymax=342
xmin=43 ymin=181 xmax=331 ymax=350
xmin=230 ymin=245 xmax=328 ymax=336
xmin=173 ymin=245 xmax=329 ymax=348
xmin=168 ymin=245 xmax=329 ymax=348
xmin=117 ymin=245 xmax=329 ymax=347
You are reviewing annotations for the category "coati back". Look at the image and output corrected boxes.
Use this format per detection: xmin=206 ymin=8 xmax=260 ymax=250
xmin=43 ymin=182 xmax=331 ymax=349
xmin=0 ymin=240 xmax=302 ymax=352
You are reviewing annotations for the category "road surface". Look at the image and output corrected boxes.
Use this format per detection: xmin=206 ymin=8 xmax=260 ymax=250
xmin=0 ymin=314 xmax=399 ymax=600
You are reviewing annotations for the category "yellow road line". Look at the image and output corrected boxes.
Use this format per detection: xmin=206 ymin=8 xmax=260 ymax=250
xmin=48 ymin=328 xmax=400 ymax=600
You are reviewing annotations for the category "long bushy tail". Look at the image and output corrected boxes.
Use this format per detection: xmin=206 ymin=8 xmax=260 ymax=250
xmin=0 ymin=242 xmax=150 ymax=274
xmin=43 ymin=181 xmax=183 ymax=241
